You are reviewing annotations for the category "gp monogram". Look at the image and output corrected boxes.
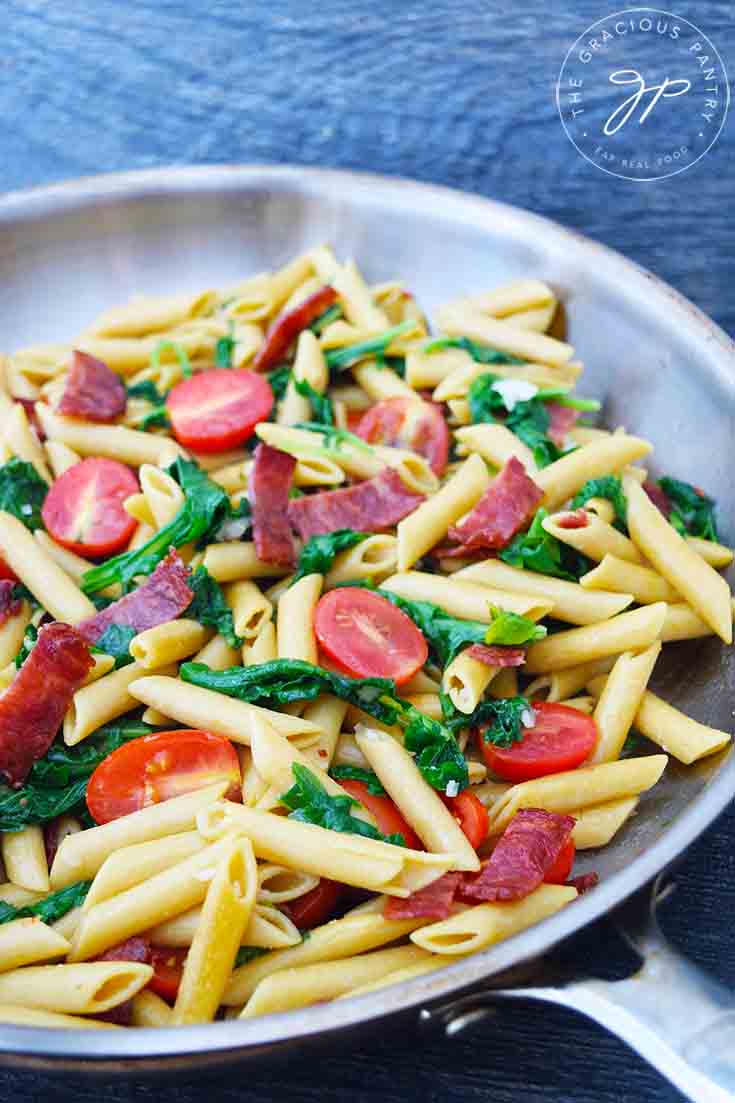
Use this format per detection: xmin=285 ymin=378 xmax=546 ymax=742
xmin=556 ymin=8 xmax=729 ymax=181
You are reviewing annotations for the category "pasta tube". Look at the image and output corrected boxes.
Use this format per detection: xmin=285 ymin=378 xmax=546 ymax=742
xmin=524 ymin=603 xmax=667 ymax=674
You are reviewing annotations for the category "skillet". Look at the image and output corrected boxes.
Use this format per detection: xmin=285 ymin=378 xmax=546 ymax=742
xmin=0 ymin=165 xmax=733 ymax=1098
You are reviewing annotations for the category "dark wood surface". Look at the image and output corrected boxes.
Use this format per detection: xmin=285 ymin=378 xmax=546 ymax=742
xmin=1 ymin=2 xmax=733 ymax=1099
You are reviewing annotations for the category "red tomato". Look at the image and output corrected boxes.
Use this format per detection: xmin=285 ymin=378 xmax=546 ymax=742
xmin=86 ymin=730 xmax=241 ymax=824
xmin=166 ymin=368 xmax=273 ymax=453
xmin=314 ymin=588 xmax=428 ymax=686
xmin=284 ymin=879 xmax=343 ymax=930
xmin=443 ymin=791 xmax=489 ymax=850
xmin=148 ymin=946 xmax=187 ymax=1002
xmin=356 ymin=397 xmax=450 ymax=475
xmin=339 ymin=778 xmax=423 ymax=850
xmin=0 ymin=557 xmax=17 ymax=583
xmin=41 ymin=458 xmax=138 ymax=557
xmin=346 ymin=408 xmax=368 ymax=434
xmin=478 ymin=702 xmax=598 ymax=783
xmin=545 ymin=837 xmax=576 ymax=885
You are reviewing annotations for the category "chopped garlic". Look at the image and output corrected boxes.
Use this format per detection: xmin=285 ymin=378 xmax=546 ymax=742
xmin=445 ymin=780 xmax=460 ymax=798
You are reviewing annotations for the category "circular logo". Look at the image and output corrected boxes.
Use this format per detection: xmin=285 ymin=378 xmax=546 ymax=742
xmin=556 ymin=8 xmax=729 ymax=181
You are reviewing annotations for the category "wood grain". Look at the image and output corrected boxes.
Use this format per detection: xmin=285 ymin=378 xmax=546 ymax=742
xmin=1 ymin=2 xmax=733 ymax=1100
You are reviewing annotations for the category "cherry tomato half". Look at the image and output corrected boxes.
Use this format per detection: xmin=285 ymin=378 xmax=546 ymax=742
xmin=148 ymin=946 xmax=187 ymax=1002
xmin=41 ymin=457 xmax=138 ymax=558
xmin=314 ymin=588 xmax=428 ymax=687
xmin=166 ymin=368 xmax=273 ymax=453
xmin=339 ymin=778 xmax=423 ymax=850
xmin=0 ymin=557 xmax=17 ymax=583
xmin=545 ymin=837 xmax=576 ymax=885
xmin=356 ymin=397 xmax=450 ymax=475
xmin=284 ymin=879 xmax=343 ymax=930
xmin=478 ymin=702 xmax=598 ymax=783
xmin=443 ymin=791 xmax=489 ymax=850
xmin=86 ymin=730 xmax=241 ymax=824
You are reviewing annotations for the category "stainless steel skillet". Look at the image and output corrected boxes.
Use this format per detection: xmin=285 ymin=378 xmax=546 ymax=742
xmin=0 ymin=165 xmax=733 ymax=1097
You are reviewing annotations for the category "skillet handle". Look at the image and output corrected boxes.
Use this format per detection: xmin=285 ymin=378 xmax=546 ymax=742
xmin=423 ymin=877 xmax=735 ymax=1103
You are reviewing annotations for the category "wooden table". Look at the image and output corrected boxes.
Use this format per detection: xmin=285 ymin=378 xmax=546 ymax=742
xmin=2 ymin=2 xmax=733 ymax=1099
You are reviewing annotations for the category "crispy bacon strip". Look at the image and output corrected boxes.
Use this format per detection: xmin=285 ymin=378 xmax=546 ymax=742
xmin=253 ymin=286 xmax=338 ymax=372
xmin=288 ymin=467 xmax=424 ymax=541
xmin=466 ymin=643 xmax=526 ymax=667
xmin=16 ymin=399 xmax=46 ymax=441
xmin=0 ymin=581 xmax=22 ymax=629
xmin=0 ymin=623 xmax=93 ymax=786
xmin=556 ymin=508 xmax=589 ymax=530
xmin=458 ymin=808 xmax=576 ymax=903
xmin=95 ymin=937 xmax=152 ymax=1025
xmin=77 ymin=549 xmax=192 ymax=645
xmin=58 ymin=350 xmax=127 ymax=423
xmin=644 ymin=480 xmax=672 ymax=518
xmin=383 ymin=872 xmax=462 ymax=920
xmin=447 ymin=457 xmax=543 ymax=553
xmin=545 ymin=402 xmax=580 ymax=447
xmin=249 ymin=444 xmax=297 ymax=567
xmin=567 ymin=872 xmax=599 ymax=894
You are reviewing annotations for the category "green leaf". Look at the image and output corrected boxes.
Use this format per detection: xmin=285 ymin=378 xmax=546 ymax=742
xmin=215 ymin=324 xmax=237 ymax=369
xmin=292 ymin=422 xmax=374 ymax=456
xmin=536 ymin=387 xmax=601 ymax=412
xmin=185 ymin=566 xmax=242 ymax=648
xmin=281 ymin=764 xmax=405 ymax=845
xmin=442 ymin=694 xmax=532 ymax=748
xmin=293 ymin=379 xmax=334 ymax=426
xmin=139 ymin=405 xmax=170 ymax=431
xmin=0 ymin=459 xmax=48 ymax=531
xmin=659 ymin=477 xmax=718 ymax=541
xmin=381 ymin=592 xmax=486 ymax=667
xmin=500 ymin=509 xmax=576 ymax=581
xmin=291 ymin=531 xmax=369 ymax=586
xmin=0 ymin=881 xmax=91 ymax=927
xmin=467 ymin=372 xmax=506 ymax=423
xmin=151 ymin=339 xmax=192 ymax=379
xmin=234 ymin=945 xmax=270 ymax=968
xmin=14 ymin=621 xmax=38 ymax=669
xmin=325 ymin=322 xmax=414 ymax=373
xmin=126 ymin=380 xmax=164 ymax=404
xmin=309 ymin=303 xmax=343 ymax=335
xmin=80 ymin=459 xmax=231 ymax=594
xmin=424 ymin=337 xmax=523 ymax=365
xmin=329 ymin=765 xmax=386 ymax=796
xmin=402 ymin=710 xmax=469 ymax=791
xmin=267 ymin=366 xmax=292 ymax=400
xmin=505 ymin=399 xmax=567 ymax=469
xmin=484 ymin=605 xmax=547 ymax=646
xmin=571 ymin=476 xmax=628 ymax=530
xmin=91 ymin=624 xmax=137 ymax=669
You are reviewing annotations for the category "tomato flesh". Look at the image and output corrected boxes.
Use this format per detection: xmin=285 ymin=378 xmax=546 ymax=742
xmin=314 ymin=587 xmax=428 ymax=686
xmin=339 ymin=778 xmax=423 ymax=849
xmin=148 ymin=946 xmax=186 ymax=1002
xmin=166 ymin=368 xmax=273 ymax=453
xmin=443 ymin=791 xmax=489 ymax=850
xmin=356 ymin=397 xmax=450 ymax=475
xmin=41 ymin=458 xmax=138 ymax=557
xmin=478 ymin=701 xmax=598 ymax=783
xmin=285 ymin=879 xmax=343 ymax=930
xmin=86 ymin=730 xmax=241 ymax=824
xmin=545 ymin=837 xmax=576 ymax=884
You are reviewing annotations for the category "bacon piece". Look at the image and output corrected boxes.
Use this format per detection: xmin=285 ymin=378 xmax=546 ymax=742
xmin=249 ymin=444 xmax=297 ymax=567
xmin=95 ymin=937 xmax=152 ymax=1026
xmin=383 ymin=872 xmax=462 ymax=920
xmin=253 ymin=286 xmax=338 ymax=372
xmin=0 ymin=623 xmax=93 ymax=786
xmin=77 ymin=549 xmax=192 ymax=645
xmin=644 ymin=480 xmax=672 ymax=518
xmin=556 ymin=508 xmax=589 ymax=530
xmin=0 ymin=581 xmax=21 ymax=629
xmin=16 ymin=399 xmax=46 ymax=441
xmin=458 ymin=808 xmax=576 ymax=903
xmin=447 ymin=457 xmax=543 ymax=553
xmin=567 ymin=872 xmax=599 ymax=895
xmin=288 ymin=468 xmax=424 ymax=541
xmin=466 ymin=643 xmax=526 ymax=667
xmin=545 ymin=402 xmax=580 ymax=447
xmin=58 ymin=350 xmax=127 ymax=423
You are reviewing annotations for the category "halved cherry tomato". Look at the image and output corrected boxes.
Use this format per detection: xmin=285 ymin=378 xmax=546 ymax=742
xmin=339 ymin=778 xmax=423 ymax=850
xmin=41 ymin=457 xmax=138 ymax=557
xmin=86 ymin=730 xmax=241 ymax=824
xmin=284 ymin=879 xmax=343 ymax=930
xmin=148 ymin=946 xmax=187 ymax=1002
xmin=314 ymin=588 xmax=428 ymax=686
xmin=545 ymin=837 xmax=576 ymax=884
xmin=356 ymin=397 xmax=450 ymax=475
xmin=478 ymin=701 xmax=598 ymax=783
xmin=443 ymin=791 xmax=489 ymax=850
xmin=345 ymin=408 xmax=368 ymax=434
xmin=0 ymin=557 xmax=17 ymax=583
xmin=166 ymin=368 xmax=273 ymax=453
